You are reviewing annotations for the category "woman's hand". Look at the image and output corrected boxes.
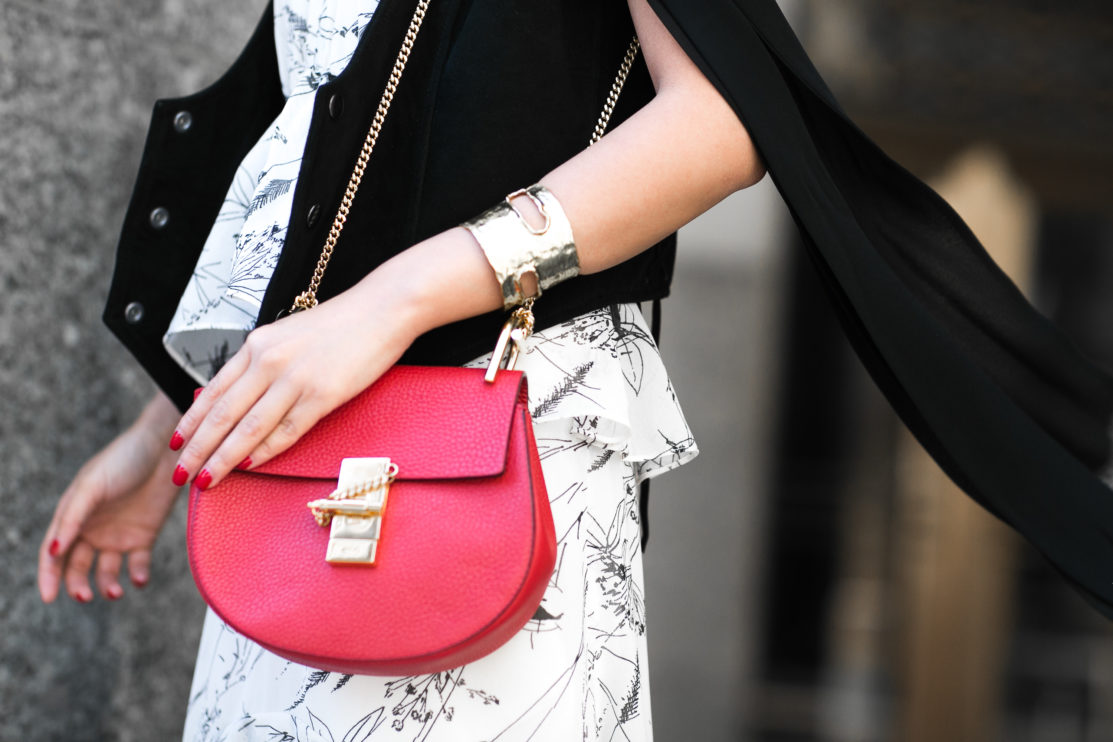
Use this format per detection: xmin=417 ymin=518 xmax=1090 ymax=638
xmin=168 ymin=230 xmax=504 ymax=491
xmin=39 ymin=392 xmax=182 ymax=603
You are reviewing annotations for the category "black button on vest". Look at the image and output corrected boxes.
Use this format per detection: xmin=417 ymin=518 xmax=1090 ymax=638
xmin=173 ymin=111 xmax=193 ymax=133
xmin=306 ymin=203 xmax=321 ymax=229
xmin=124 ymin=301 xmax=145 ymax=325
xmin=149 ymin=207 xmax=170 ymax=230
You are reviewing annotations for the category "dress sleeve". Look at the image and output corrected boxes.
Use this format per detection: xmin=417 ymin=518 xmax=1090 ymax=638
xmin=648 ymin=0 xmax=1113 ymax=617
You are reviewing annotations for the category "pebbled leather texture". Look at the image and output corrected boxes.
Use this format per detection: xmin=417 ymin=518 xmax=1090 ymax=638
xmin=187 ymin=366 xmax=557 ymax=676
xmin=255 ymin=366 xmax=525 ymax=480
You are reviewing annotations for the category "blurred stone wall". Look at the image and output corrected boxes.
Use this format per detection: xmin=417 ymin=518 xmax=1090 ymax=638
xmin=801 ymin=0 xmax=1113 ymax=210
xmin=0 ymin=2 xmax=261 ymax=740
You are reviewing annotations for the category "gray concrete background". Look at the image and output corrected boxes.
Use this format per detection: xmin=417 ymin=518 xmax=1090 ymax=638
xmin=0 ymin=3 xmax=783 ymax=739
xmin=1 ymin=3 xmax=267 ymax=740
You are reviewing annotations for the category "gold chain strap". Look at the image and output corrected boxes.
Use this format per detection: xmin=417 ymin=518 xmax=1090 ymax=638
xmin=290 ymin=11 xmax=641 ymax=313
xmin=291 ymin=0 xmax=432 ymax=312
xmin=591 ymin=38 xmax=641 ymax=147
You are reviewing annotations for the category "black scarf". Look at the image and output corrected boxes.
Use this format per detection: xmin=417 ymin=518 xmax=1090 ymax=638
xmin=648 ymin=0 xmax=1113 ymax=616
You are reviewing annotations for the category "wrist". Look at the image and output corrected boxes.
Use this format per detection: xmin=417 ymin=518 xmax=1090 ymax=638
xmin=136 ymin=392 xmax=180 ymax=437
xmin=462 ymin=185 xmax=578 ymax=310
xmin=129 ymin=392 xmax=180 ymax=457
xmin=365 ymin=228 xmax=505 ymax=339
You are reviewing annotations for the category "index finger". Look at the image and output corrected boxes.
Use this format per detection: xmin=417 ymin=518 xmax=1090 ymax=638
xmin=168 ymin=349 xmax=253 ymax=480
xmin=38 ymin=532 xmax=64 ymax=603
xmin=175 ymin=349 xmax=250 ymax=440
xmin=38 ymin=476 xmax=95 ymax=603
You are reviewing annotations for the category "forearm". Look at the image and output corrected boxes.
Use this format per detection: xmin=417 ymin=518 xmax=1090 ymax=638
xmin=542 ymin=84 xmax=763 ymax=275
xmin=363 ymin=36 xmax=762 ymax=338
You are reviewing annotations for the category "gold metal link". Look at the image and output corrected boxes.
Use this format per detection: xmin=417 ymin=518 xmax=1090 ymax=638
xmin=591 ymin=38 xmax=641 ymax=147
xmin=308 ymin=463 xmax=399 ymax=526
xmin=292 ymin=1 xmax=432 ymax=313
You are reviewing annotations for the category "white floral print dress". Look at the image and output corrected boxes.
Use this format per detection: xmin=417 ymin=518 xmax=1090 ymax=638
xmin=172 ymin=3 xmax=697 ymax=741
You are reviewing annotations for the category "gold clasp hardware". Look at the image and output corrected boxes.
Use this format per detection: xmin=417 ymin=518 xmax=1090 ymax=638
xmin=307 ymin=458 xmax=397 ymax=565
xmin=485 ymin=301 xmax=535 ymax=383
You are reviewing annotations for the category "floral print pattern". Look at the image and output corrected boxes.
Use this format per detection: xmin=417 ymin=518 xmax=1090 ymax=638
xmin=163 ymin=1 xmax=380 ymax=382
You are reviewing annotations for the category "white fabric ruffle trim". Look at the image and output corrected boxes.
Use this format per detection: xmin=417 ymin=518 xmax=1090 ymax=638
xmin=466 ymin=303 xmax=698 ymax=484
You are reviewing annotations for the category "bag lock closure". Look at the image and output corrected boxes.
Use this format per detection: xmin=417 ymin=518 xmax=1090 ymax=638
xmin=307 ymin=457 xmax=398 ymax=565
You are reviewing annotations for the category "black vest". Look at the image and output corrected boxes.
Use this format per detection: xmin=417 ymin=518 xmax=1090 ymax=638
xmin=104 ymin=0 xmax=675 ymax=412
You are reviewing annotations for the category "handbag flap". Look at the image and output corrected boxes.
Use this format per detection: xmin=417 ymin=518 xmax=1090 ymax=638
xmin=253 ymin=366 xmax=528 ymax=481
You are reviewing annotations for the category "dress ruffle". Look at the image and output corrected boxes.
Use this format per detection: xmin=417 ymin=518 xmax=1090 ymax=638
xmin=162 ymin=3 xmax=380 ymax=384
xmin=465 ymin=303 xmax=699 ymax=484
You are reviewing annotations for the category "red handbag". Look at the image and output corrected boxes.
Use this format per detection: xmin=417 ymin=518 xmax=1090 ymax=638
xmin=187 ymin=364 xmax=556 ymax=674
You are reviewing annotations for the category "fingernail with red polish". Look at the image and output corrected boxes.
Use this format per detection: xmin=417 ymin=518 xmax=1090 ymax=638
xmin=172 ymin=465 xmax=189 ymax=487
xmin=169 ymin=430 xmax=185 ymax=451
xmin=76 ymin=592 xmax=92 ymax=604
xmin=132 ymin=575 xmax=149 ymax=589
xmin=236 ymin=456 xmax=252 ymax=471
xmin=106 ymin=585 xmax=123 ymax=601
xmin=195 ymin=469 xmax=213 ymax=490
xmin=49 ymin=539 xmax=60 ymax=557
xmin=194 ymin=387 xmax=204 ymax=401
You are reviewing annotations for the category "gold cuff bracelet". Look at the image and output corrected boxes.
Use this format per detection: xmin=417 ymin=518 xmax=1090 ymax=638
xmin=463 ymin=185 xmax=579 ymax=310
